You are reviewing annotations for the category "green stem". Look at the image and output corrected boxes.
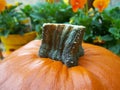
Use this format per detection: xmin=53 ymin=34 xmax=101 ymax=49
xmin=85 ymin=1 xmax=89 ymax=16
xmin=39 ymin=23 xmax=85 ymax=67
xmin=82 ymin=1 xmax=89 ymax=16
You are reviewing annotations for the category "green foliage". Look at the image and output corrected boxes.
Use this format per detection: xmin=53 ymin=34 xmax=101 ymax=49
xmin=70 ymin=6 xmax=120 ymax=55
xmin=22 ymin=2 xmax=74 ymax=38
xmin=0 ymin=3 xmax=32 ymax=37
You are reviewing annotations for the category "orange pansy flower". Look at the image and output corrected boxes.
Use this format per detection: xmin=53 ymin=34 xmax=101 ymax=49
xmin=93 ymin=0 xmax=110 ymax=12
xmin=70 ymin=0 xmax=87 ymax=12
xmin=0 ymin=0 xmax=6 ymax=12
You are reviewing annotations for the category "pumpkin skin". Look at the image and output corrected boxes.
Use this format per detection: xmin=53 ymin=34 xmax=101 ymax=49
xmin=0 ymin=40 xmax=120 ymax=90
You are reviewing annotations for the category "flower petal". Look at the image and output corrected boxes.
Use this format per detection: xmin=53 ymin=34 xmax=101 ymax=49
xmin=93 ymin=0 xmax=110 ymax=12
xmin=0 ymin=0 xmax=6 ymax=12
xmin=70 ymin=0 xmax=87 ymax=12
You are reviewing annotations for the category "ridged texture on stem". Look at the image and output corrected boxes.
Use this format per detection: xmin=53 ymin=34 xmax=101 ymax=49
xmin=39 ymin=23 xmax=85 ymax=67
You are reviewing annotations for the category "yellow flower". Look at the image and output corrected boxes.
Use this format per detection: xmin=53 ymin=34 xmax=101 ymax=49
xmin=93 ymin=0 xmax=110 ymax=12
xmin=20 ymin=18 xmax=31 ymax=24
xmin=93 ymin=36 xmax=105 ymax=44
xmin=63 ymin=0 xmax=69 ymax=5
xmin=69 ymin=18 xmax=73 ymax=24
xmin=15 ymin=2 xmax=20 ymax=6
xmin=88 ymin=8 xmax=94 ymax=17
xmin=46 ymin=0 xmax=54 ymax=3
xmin=6 ymin=4 xmax=13 ymax=9
xmin=0 ymin=0 xmax=6 ymax=12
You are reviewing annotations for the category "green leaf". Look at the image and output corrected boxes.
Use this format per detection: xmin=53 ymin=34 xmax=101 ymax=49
xmin=109 ymin=44 xmax=120 ymax=54
xmin=109 ymin=27 xmax=120 ymax=39
xmin=35 ymin=24 xmax=42 ymax=32
xmin=101 ymin=35 xmax=113 ymax=41
xmin=109 ymin=7 xmax=120 ymax=19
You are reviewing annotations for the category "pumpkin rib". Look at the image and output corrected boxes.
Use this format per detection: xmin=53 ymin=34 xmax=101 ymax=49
xmin=82 ymin=43 xmax=120 ymax=59
xmin=78 ymin=56 xmax=120 ymax=90
xmin=80 ymin=59 xmax=112 ymax=89
xmin=79 ymin=43 xmax=120 ymax=89
xmin=81 ymin=60 xmax=120 ymax=89
xmin=0 ymin=56 xmax=40 ymax=90
xmin=21 ymin=60 xmax=57 ymax=90
xmin=45 ymin=61 xmax=64 ymax=90
xmin=59 ymin=65 xmax=70 ymax=90
xmin=30 ymin=62 xmax=54 ymax=89
xmin=0 ymin=57 xmax=53 ymax=90
xmin=27 ymin=60 xmax=62 ymax=90
xmin=69 ymin=66 xmax=105 ymax=90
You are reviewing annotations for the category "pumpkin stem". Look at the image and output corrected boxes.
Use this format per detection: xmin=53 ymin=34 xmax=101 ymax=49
xmin=39 ymin=23 xmax=85 ymax=67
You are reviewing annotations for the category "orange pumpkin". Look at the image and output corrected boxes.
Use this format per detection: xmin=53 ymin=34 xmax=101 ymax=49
xmin=0 ymin=24 xmax=120 ymax=90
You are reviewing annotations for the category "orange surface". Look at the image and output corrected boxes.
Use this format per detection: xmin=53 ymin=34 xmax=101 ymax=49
xmin=0 ymin=40 xmax=120 ymax=90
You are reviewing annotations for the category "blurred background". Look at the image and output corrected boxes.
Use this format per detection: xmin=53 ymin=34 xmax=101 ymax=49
xmin=7 ymin=0 xmax=45 ymax=4
xmin=7 ymin=0 xmax=120 ymax=5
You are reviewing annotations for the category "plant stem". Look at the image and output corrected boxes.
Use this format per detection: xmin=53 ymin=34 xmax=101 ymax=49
xmin=39 ymin=23 xmax=85 ymax=67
